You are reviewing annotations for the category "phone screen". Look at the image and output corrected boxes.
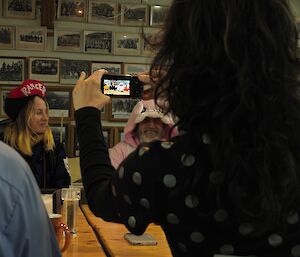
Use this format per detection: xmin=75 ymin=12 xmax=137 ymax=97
xmin=103 ymin=78 xmax=131 ymax=96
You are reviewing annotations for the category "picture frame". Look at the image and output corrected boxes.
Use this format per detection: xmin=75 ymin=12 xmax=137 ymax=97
xmin=16 ymin=26 xmax=47 ymax=51
xmin=28 ymin=57 xmax=60 ymax=83
xmin=54 ymin=29 xmax=83 ymax=52
xmin=150 ymin=5 xmax=169 ymax=27
xmin=91 ymin=62 xmax=121 ymax=75
xmin=57 ymin=0 xmax=87 ymax=22
xmin=114 ymin=126 xmax=125 ymax=145
xmin=114 ymin=32 xmax=141 ymax=56
xmin=60 ymin=59 xmax=90 ymax=84
xmin=123 ymin=63 xmax=150 ymax=76
xmin=45 ymin=87 xmax=72 ymax=120
xmin=0 ymin=88 xmax=10 ymax=118
xmin=120 ymin=4 xmax=149 ymax=26
xmin=0 ymin=26 xmax=15 ymax=50
xmin=84 ymin=30 xmax=113 ymax=54
xmin=49 ymin=123 xmax=70 ymax=154
xmin=3 ymin=0 xmax=36 ymax=19
xmin=88 ymin=0 xmax=117 ymax=25
xmin=141 ymin=33 xmax=157 ymax=57
xmin=0 ymin=57 xmax=26 ymax=85
xmin=108 ymin=97 xmax=140 ymax=121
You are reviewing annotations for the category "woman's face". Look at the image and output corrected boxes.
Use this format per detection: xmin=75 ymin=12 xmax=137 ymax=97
xmin=137 ymin=117 xmax=166 ymax=143
xmin=28 ymin=96 xmax=49 ymax=135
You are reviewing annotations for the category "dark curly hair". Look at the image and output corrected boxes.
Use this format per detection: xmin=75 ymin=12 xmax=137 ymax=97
xmin=150 ymin=0 xmax=300 ymax=234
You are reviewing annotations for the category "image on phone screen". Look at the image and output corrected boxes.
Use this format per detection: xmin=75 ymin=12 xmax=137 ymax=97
xmin=103 ymin=78 xmax=130 ymax=96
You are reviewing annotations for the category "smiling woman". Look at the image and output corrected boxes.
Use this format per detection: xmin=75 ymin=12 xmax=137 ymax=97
xmin=1 ymin=80 xmax=71 ymax=189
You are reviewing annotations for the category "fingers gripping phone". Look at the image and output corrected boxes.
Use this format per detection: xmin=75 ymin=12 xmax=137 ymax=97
xmin=124 ymin=233 xmax=158 ymax=246
xmin=101 ymin=74 xmax=143 ymax=98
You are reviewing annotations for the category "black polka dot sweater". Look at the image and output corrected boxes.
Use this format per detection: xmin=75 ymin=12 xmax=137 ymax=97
xmin=75 ymin=107 xmax=300 ymax=257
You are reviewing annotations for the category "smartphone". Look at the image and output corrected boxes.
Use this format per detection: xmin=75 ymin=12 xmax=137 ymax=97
xmin=101 ymin=74 xmax=143 ymax=98
xmin=124 ymin=233 xmax=158 ymax=246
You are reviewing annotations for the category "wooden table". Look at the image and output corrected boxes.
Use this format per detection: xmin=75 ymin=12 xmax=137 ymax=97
xmin=81 ymin=204 xmax=173 ymax=257
xmin=62 ymin=207 xmax=106 ymax=257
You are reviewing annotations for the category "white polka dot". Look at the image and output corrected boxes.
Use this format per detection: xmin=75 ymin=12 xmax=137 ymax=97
xmin=177 ymin=242 xmax=187 ymax=252
xmin=111 ymin=184 xmax=117 ymax=197
xmin=163 ymin=174 xmax=177 ymax=188
xmin=268 ymin=233 xmax=283 ymax=247
xmin=123 ymin=194 xmax=132 ymax=205
xmin=128 ymin=216 xmax=136 ymax=228
xmin=185 ymin=195 xmax=199 ymax=208
xmin=161 ymin=141 xmax=174 ymax=149
xmin=181 ymin=154 xmax=196 ymax=167
xmin=292 ymin=244 xmax=300 ymax=257
xmin=139 ymin=198 xmax=150 ymax=209
xmin=287 ymin=212 xmax=299 ymax=225
xmin=132 ymin=172 xmax=142 ymax=185
xmin=118 ymin=166 xmax=124 ymax=179
xmin=202 ymin=134 xmax=211 ymax=144
xmin=190 ymin=232 xmax=204 ymax=243
xmin=220 ymin=244 xmax=234 ymax=255
xmin=138 ymin=146 xmax=150 ymax=156
xmin=239 ymin=223 xmax=253 ymax=236
xmin=214 ymin=209 xmax=228 ymax=222
xmin=167 ymin=213 xmax=180 ymax=224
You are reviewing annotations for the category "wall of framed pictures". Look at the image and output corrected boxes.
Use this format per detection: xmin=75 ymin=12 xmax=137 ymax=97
xmin=0 ymin=0 xmax=171 ymax=157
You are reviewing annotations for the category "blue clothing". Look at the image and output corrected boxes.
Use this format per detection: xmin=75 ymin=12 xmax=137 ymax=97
xmin=22 ymin=140 xmax=71 ymax=189
xmin=0 ymin=141 xmax=61 ymax=257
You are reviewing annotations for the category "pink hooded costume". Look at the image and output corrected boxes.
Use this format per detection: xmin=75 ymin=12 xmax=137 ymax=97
xmin=109 ymin=99 xmax=178 ymax=169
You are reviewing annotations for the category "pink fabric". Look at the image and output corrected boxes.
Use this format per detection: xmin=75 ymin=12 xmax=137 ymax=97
xmin=109 ymin=99 xmax=178 ymax=169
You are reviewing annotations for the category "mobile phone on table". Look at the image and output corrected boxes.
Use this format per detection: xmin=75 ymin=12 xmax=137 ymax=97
xmin=124 ymin=233 xmax=158 ymax=246
xmin=101 ymin=74 xmax=143 ymax=98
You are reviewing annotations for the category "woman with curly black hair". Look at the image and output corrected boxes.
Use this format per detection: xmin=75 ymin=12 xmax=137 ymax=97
xmin=72 ymin=0 xmax=300 ymax=256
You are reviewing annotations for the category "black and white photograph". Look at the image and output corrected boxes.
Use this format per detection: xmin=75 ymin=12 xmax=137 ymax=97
xmin=50 ymin=124 xmax=67 ymax=145
xmin=109 ymin=97 xmax=139 ymax=121
xmin=0 ymin=88 xmax=9 ymax=117
xmin=61 ymin=59 xmax=89 ymax=84
xmin=150 ymin=5 xmax=169 ymax=27
xmin=120 ymin=4 xmax=149 ymax=26
xmin=46 ymin=90 xmax=71 ymax=119
xmin=114 ymin=32 xmax=141 ymax=56
xmin=0 ymin=57 xmax=25 ymax=85
xmin=91 ymin=62 xmax=121 ymax=75
xmin=3 ymin=0 xmax=36 ymax=19
xmin=57 ymin=0 xmax=87 ymax=22
xmin=123 ymin=63 xmax=149 ymax=76
xmin=84 ymin=30 xmax=112 ymax=54
xmin=0 ymin=26 xmax=15 ymax=50
xmin=16 ymin=26 xmax=47 ymax=51
xmin=28 ymin=57 xmax=60 ymax=83
xmin=88 ymin=0 xmax=117 ymax=24
xmin=54 ymin=29 xmax=83 ymax=52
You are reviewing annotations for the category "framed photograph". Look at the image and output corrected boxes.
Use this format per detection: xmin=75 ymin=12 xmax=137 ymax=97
xmin=84 ymin=30 xmax=113 ymax=54
xmin=54 ymin=29 xmax=83 ymax=52
xmin=108 ymin=97 xmax=140 ymax=121
xmin=4 ymin=0 xmax=36 ymax=19
xmin=91 ymin=62 xmax=121 ymax=75
xmin=88 ymin=0 xmax=117 ymax=24
xmin=150 ymin=5 xmax=169 ymax=27
xmin=0 ymin=88 xmax=10 ymax=118
xmin=49 ymin=123 xmax=70 ymax=153
xmin=142 ymin=33 xmax=157 ymax=57
xmin=60 ymin=59 xmax=90 ymax=84
xmin=114 ymin=126 xmax=125 ymax=145
xmin=123 ymin=63 xmax=150 ymax=76
xmin=114 ymin=32 xmax=141 ymax=56
xmin=120 ymin=4 xmax=149 ymax=26
xmin=57 ymin=0 xmax=87 ymax=22
xmin=0 ymin=26 xmax=15 ymax=50
xmin=45 ymin=87 xmax=72 ymax=120
xmin=0 ymin=57 xmax=26 ymax=85
xmin=16 ymin=26 xmax=47 ymax=51
xmin=28 ymin=57 xmax=60 ymax=83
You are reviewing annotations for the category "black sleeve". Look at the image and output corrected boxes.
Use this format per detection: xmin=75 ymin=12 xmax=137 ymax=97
xmin=75 ymin=107 xmax=120 ymax=222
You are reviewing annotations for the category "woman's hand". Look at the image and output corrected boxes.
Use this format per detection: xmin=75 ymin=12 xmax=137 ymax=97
xmin=72 ymin=70 xmax=111 ymax=111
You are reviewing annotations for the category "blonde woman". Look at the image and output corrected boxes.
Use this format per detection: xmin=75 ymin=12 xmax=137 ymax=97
xmin=2 ymin=80 xmax=70 ymax=189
